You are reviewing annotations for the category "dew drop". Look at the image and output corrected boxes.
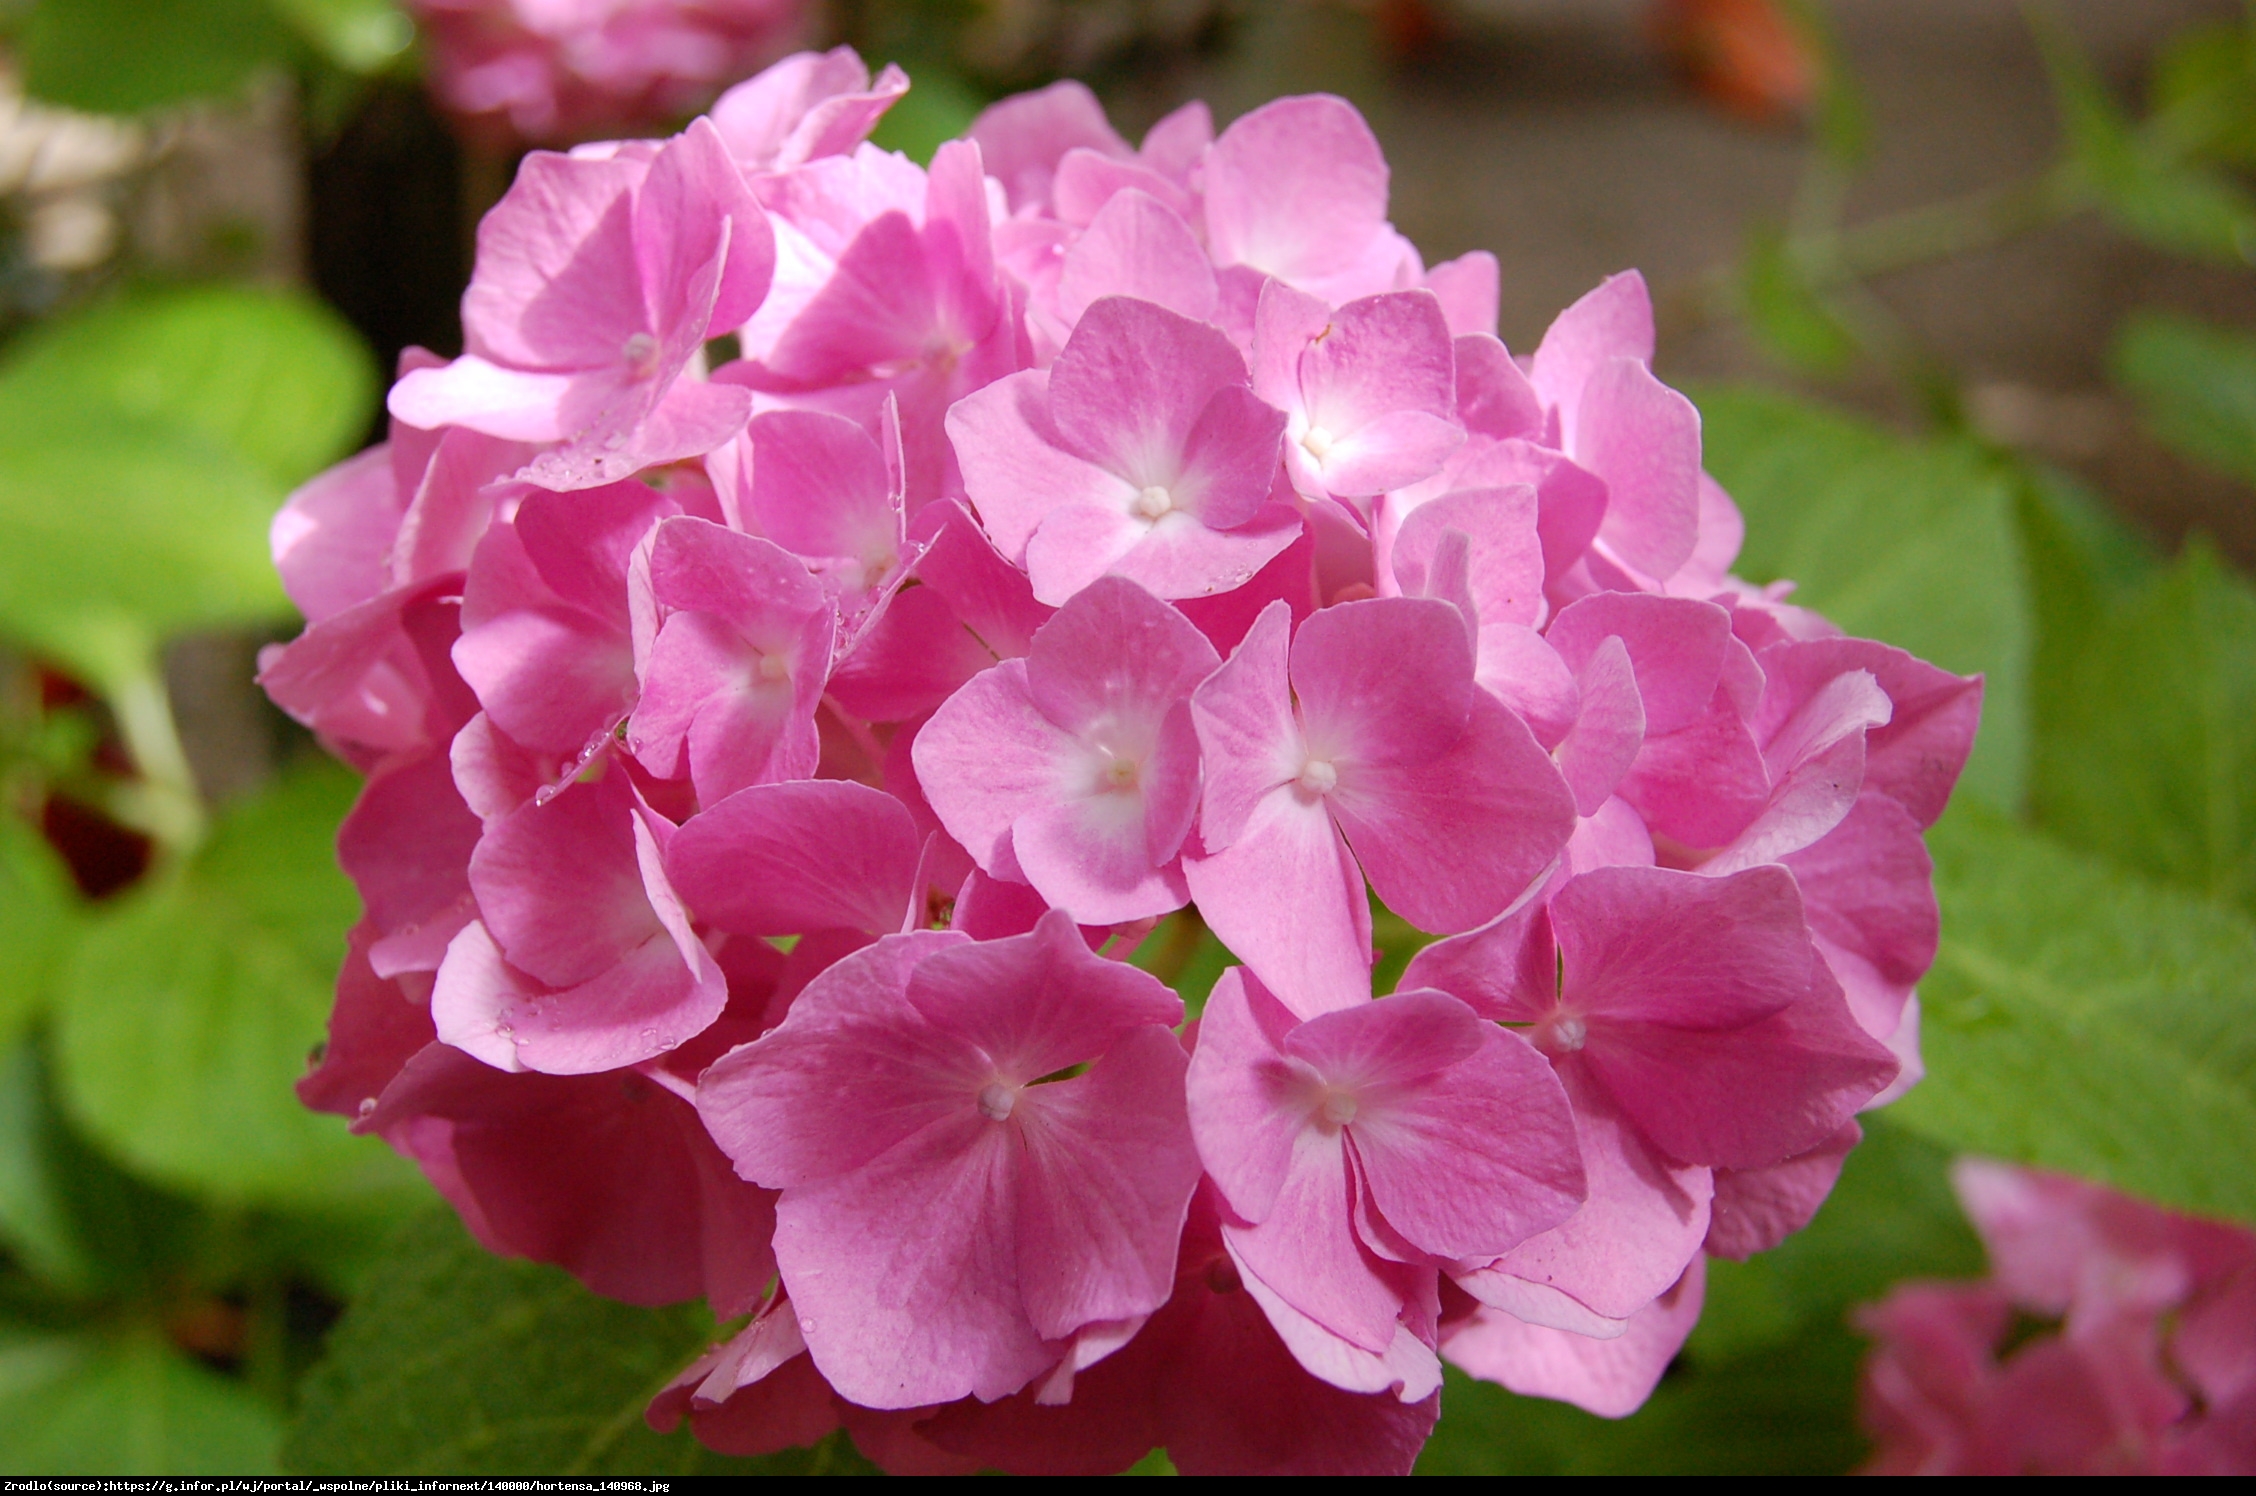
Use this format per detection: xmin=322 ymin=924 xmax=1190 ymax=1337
xmin=356 ymin=1097 xmax=378 ymax=1118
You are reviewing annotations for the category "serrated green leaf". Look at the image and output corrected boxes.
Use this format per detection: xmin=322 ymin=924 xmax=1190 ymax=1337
xmin=16 ymin=0 xmax=300 ymax=115
xmin=51 ymin=758 xmax=423 ymax=1212
xmin=2030 ymin=539 xmax=2256 ymax=915
xmin=286 ymin=1210 xmax=870 ymax=1476
xmin=1417 ymin=1119 xmax=1973 ymax=1474
xmin=2113 ymin=312 xmax=2256 ymax=489
xmin=1694 ymin=387 xmax=2030 ymax=812
xmin=0 ymin=1331 xmax=281 ymax=1475
xmin=1891 ymin=803 xmax=2256 ymax=1224
xmin=0 ymin=286 xmax=379 ymax=490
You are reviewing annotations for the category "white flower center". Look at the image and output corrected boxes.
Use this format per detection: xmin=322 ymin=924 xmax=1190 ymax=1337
xmin=756 ymin=653 xmax=790 ymax=683
xmin=1133 ymin=485 xmax=1174 ymax=520
xmin=1300 ymin=425 xmax=1334 ymax=463
xmin=622 ymin=331 xmax=660 ymax=374
xmin=1550 ymin=1016 xmax=1587 ymax=1053
xmin=1099 ymin=755 xmax=1141 ymax=793
xmin=1319 ymin=1090 xmax=1358 ymax=1127
xmin=1297 ymin=758 xmax=1338 ymax=796
xmin=978 ymin=1081 xmax=1017 ymax=1122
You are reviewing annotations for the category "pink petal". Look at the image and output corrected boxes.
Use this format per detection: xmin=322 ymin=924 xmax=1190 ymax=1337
xmin=1329 ymin=692 xmax=1577 ymax=933
xmin=915 ymin=660 xmax=1085 ymax=875
xmin=1554 ymin=636 xmax=1646 ymax=817
xmin=1189 ymin=600 xmax=1303 ymax=849
xmin=948 ymin=371 xmax=1131 ymax=562
xmin=1015 ymin=1026 xmax=1202 ymax=1339
xmin=1706 ymin=1118 xmax=1861 ymax=1259
xmin=970 ymin=79 xmax=1131 ymax=213
xmin=1184 ymin=788 xmax=1374 ymax=1019
xmin=1444 ymin=1255 xmax=1704 ymax=1418
xmin=1529 ymin=270 xmax=1655 ymax=450
xmin=1229 ymin=1241 xmax=1444 ymax=1400
xmin=1546 ymin=592 xmax=1733 ymax=737
xmin=903 ymin=908 xmax=1183 ymax=1081
xmin=1205 ymin=95 xmax=1390 ymax=285
xmin=1291 ymin=596 xmax=1474 ymax=769
xmin=1056 ymin=192 xmax=1219 ymax=326
xmin=388 ymin=355 xmax=577 ymax=443
xmin=1476 ymin=1061 xmax=1712 ymax=1320
xmin=1573 ymin=357 xmax=1702 ymax=582
xmin=1425 ymin=253 xmax=1500 ymax=338
xmin=666 ymin=779 xmax=922 ymax=938
xmin=1291 ymin=991 xmax=1585 ymax=1260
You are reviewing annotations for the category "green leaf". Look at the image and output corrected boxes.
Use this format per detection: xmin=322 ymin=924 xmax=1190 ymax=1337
xmin=0 ymin=419 xmax=287 ymax=687
xmin=0 ymin=286 xmax=379 ymax=490
xmin=286 ymin=1210 xmax=866 ymax=1475
xmin=0 ymin=286 xmax=378 ymax=680
xmin=2030 ymin=539 xmax=2256 ymax=915
xmin=0 ymin=1038 xmax=208 ymax=1298
xmin=1417 ymin=1118 xmax=1976 ymax=1474
xmin=15 ymin=0 xmax=300 ymax=115
xmin=0 ymin=815 xmax=76 ymax=1047
xmin=50 ymin=758 xmax=424 ymax=1212
xmin=1892 ymin=802 xmax=2256 ymax=1225
xmin=1694 ymin=387 xmax=2031 ymax=812
xmin=266 ymin=0 xmax=416 ymax=74
xmin=2031 ymin=7 xmax=2256 ymax=264
xmin=2113 ymin=312 xmax=2256 ymax=489
xmin=0 ymin=1331 xmax=281 ymax=1475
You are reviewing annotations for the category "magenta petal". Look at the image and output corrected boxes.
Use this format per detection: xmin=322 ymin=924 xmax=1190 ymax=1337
xmin=468 ymin=775 xmax=663 ymax=988
xmin=1706 ymin=1119 xmax=1861 ymax=1259
xmin=1555 ymin=636 xmax=1646 ymax=817
xmin=667 ymin=779 xmax=922 ymax=938
xmin=1184 ymin=787 xmax=1373 ymax=1019
xmin=744 ymin=407 xmax=896 ymax=563
xmin=1205 ymin=95 xmax=1390 ymax=285
xmin=1329 ymin=692 xmax=1577 ymax=934
xmin=1015 ymin=1026 xmax=1201 ymax=1339
xmin=1445 ymin=1256 xmax=1704 ymax=1419
xmin=1292 ymin=992 xmax=1585 ymax=1261
xmin=1390 ymin=486 xmax=1544 ymax=629
xmin=697 ymin=930 xmax=978 ymax=1187
xmin=915 ymin=660 xmax=1083 ymax=875
xmin=1012 ymin=794 xmax=1189 ymax=924
xmin=1186 ymin=968 xmax=1309 ymax=1221
xmin=454 ymin=606 xmax=633 ymax=757
xmin=1190 ymin=601 xmax=1301 ymax=850
xmin=1529 ymin=271 xmax=1655 ymax=448
xmin=1585 ymin=963 xmax=1898 ymax=1170
xmin=1401 ymin=896 xmax=1557 ymax=1025
xmin=1291 ymin=596 xmax=1474 ymax=769
xmin=1546 ymin=592 xmax=1732 ymax=737
xmin=904 ymin=909 xmax=1183 ymax=1081
xmin=779 ymin=1115 xmax=1053 ymax=1408
xmin=1222 ymin=1136 xmax=1402 ymax=1354
xmin=1575 ymin=357 xmax=1702 ymax=582
xmin=1229 ymin=1242 xmax=1444 ymax=1401
xmin=1480 ymin=1062 xmax=1711 ymax=1321
xmin=1552 ymin=864 xmax=1811 ymax=1030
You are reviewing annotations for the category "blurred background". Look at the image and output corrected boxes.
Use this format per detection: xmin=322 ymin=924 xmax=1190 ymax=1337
xmin=2 ymin=0 xmax=2253 ymax=1476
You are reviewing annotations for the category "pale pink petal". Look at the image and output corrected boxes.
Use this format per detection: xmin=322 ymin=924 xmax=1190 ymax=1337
xmin=1425 ymin=252 xmax=1500 ymax=338
xmin=1529 ymin=270 xmax=1655 ymax=450
xmin=1185 ymin=788 xmax=1373 ymax=1019
xmin=1575 ymin=358 xmax=1702 ymax=582
xmin=388 ymin=355 xmax=577 ymax=443
xmin=1205 ymin=95 xmax=1390 ymax=285
xmin=1056 ymin=191 xmax=1219 ymax=326
xmin=949 ymin=371 xmax=1133 ymax=562
xmin=1189 ymin=600 xmax=1302 ymax=849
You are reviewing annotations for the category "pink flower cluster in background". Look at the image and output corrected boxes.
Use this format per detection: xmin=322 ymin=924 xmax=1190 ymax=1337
xmin=263 ymin=49 xmax=1981 ymax=1474
xmin=410 ymin=0 xmax=816 ymax=144
xmin=1859 ymin=1161 xmax=2256 ymax=1475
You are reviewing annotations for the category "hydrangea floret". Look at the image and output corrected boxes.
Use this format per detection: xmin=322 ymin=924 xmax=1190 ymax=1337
xmin=267 ymin=52 xmax=1982 ymax=1475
